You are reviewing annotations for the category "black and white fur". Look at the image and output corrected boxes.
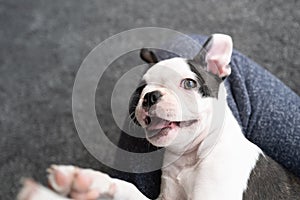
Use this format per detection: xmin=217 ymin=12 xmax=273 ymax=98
xmin=130 ymin=34 xmax=300 ymax=199
xmin=18 ymin=34 xmax=300 ymax=200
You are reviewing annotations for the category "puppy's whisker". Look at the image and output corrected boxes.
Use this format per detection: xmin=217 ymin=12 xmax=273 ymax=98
xmin=127 ymin=112 xmax=139 ymax=134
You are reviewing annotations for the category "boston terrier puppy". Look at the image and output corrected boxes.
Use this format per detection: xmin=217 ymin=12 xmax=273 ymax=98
xmin=18 ymin=34 xmax=300 ymax=200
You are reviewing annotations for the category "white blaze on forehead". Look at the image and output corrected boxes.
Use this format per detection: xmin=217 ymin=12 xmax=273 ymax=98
xmin=139 ymin=57 xmax=205 ymax=123
xmin=143 ymin=58 xmax=196 ymax=85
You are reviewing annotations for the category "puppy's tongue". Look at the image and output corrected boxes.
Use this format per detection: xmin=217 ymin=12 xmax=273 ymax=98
xmin=147 ymin=117 xmax=177 ymax=130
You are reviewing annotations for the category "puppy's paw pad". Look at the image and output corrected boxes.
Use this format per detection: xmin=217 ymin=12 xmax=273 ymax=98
xmin=72 ymin=169 xmax=93 ymax=193
xmin=47 ymin=165 xmax=117 ymax=199
xmin=47 ymin=165 xmax=77 ymax=195
xmin=71 ymin=170 xmax=117 ymax=199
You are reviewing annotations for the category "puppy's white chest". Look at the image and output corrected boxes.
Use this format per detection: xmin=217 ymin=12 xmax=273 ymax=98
xmin=176 ymin=162 xmax=200 ymax=199
xmin=161 ymin=164 xmax=198 ymax=200
xmin=162 ymin=152 xmax=201 ymax=200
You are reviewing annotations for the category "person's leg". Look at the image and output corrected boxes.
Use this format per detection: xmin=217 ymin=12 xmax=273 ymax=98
xmin=113 ymin=131 xmax=162 ymax=199
xmin=227 ymin=49 xmax=300 ymax=177
xmin=115 ymin=35 xmax=300 ymax=198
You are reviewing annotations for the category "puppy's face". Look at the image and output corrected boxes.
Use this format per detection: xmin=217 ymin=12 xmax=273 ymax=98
xmin=135 ymin=58 xmax=215 ymax=149
xmin=130 ymin=34 xmax=233 ymax=151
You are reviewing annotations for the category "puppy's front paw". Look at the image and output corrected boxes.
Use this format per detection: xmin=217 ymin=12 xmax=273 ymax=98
xmin=17 ymin=178 xmax=69 ymax=200
xmin=47 ymin=165 xmax=117 ymax=199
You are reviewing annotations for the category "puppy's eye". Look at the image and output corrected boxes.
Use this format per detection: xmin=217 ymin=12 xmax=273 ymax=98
xmin=181 ymin=79 xmax=197 ymax=89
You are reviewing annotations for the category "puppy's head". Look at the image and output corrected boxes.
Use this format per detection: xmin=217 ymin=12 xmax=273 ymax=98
xmin=129 ymin=34 xmax=233 ymax=151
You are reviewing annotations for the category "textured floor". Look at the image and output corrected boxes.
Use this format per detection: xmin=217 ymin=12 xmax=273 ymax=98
xmin=0 ymin=0 xmax=299 ymax=199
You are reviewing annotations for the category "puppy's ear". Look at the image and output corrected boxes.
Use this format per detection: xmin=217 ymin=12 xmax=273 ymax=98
xmin=193 ymin=34 xmax=233 ymax=78
xmin=140 ymin=48 xmax=159 ymax=64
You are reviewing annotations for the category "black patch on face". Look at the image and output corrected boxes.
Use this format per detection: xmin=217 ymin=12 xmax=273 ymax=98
xmin=193 ymin=35 xmax=213 ymax=66
xmin=128 ymin=80 xmax=147 ymax=125
xmin=187 ymin=60 xmax=223 ymax=98
xmin=243 ymin=154 xmax=300 ymax=200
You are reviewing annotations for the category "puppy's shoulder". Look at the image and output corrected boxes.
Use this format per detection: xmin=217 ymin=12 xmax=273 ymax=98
xmin=243 ymin=154 xmax=300 ymax=200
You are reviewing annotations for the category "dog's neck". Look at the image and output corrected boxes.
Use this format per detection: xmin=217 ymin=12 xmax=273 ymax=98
xmin=162 ymin=104 xmax=261 ymax=173
xmin=161 ymin=105 xmax=262 ymax=199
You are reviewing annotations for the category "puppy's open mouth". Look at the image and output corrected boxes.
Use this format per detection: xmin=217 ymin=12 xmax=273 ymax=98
xmin=145 ymin=116 xmax=198 ymax=139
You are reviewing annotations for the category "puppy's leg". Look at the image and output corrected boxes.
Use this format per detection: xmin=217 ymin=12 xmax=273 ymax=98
xmin=47 ymin=165 xmax=151 ymax=200
xmin=17 ymin=179 xmax=70 ymax=200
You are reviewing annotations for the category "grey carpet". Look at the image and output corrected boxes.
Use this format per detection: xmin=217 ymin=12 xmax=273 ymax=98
xmin=0 ymin=0 xmax=299 ymax=199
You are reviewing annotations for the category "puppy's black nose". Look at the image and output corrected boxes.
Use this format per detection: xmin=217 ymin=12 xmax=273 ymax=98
xmin=142 ymin=91 xmax=162 ymax=109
